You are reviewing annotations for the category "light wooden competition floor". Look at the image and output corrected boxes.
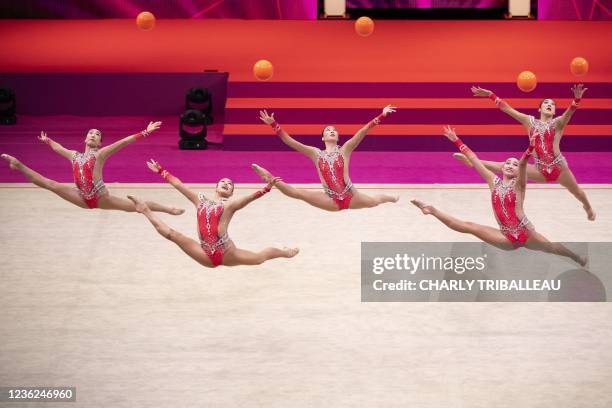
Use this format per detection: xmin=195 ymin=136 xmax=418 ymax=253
xmin=1 ymin=183 xmax=611 ymax=407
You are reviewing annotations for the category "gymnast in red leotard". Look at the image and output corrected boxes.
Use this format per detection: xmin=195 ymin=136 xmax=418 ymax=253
xmin=71 ymin=149 xmax=106 ymax=209
xmin=128 ymin=159 xmax=299 ymax=268
xmin=252 ymin=106 xmax=399 ymax=211
xmin=411 ymin=126 xmax=586 ymax=266
xmin=316 ymin=144 xmax=353 ymax=210
xmin=491 ymin=173 xmax=531 ymax=248
xmin=2 ymin=122 xmax=183 ymax=214
xmin=456 ymin=84 xmax=595 ymax=220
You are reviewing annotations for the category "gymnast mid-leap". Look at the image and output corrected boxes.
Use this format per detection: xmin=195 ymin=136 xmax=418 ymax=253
xmin=2 ymin=122 xmax=183 ymax=214
xmin=252 ymin=106 xmax=399 ymax=211
xmin=456 ymin=84 xmax=595 ymax=220
xmin=411 ymin=126 xmax=586 ymax=266
xmin=128 ymin=159 xmax=299 ymax=268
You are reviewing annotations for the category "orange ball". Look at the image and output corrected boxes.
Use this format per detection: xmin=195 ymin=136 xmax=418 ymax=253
xmin=136 ymin=11 xmax=156 ymax=31
xmin=355 ymin=17 xmax=374 ymax=37
xmin=570 ymin=57 xmax=589 ymax=76
xmin=517 ymin=71 xmax=537 ymax=93
xmin=253 ymin=60 xmax=273 ymax=81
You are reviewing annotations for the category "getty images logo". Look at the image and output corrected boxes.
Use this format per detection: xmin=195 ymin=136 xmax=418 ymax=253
xmin=372 ymin=253 xmax=488 ymax=275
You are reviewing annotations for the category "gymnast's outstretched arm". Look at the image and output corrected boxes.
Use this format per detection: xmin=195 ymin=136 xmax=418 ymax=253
xmin=472 ymin=86 xmax=531 ymax=129
xmin=443 ymin=125 xmax=495 ymax=186
xmin=97 ymin=121 xmax=161 ymax=161
xmin=38 ymin=131 xmax=76 ymax=160
xmin=342 ymin=105 xmax=396 ymax=154
xmin=556 ymin=84 xmax=587 ymax=131
xmin=259 ymin=110 xmax=317 ymax=159
xmin=228 ymin=178 xmax=280 ymax=212
xmin=147 ymin=159 xmax=200 ymax=206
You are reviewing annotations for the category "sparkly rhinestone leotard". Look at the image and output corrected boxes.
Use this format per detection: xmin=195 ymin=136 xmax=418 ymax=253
xmin=528 ymin=116 xmax=566 ymax=182
xmin=491 ymin=176 xmax=531 ymax=248
xmin=71 ymin=151 xmax=107 ymax=209
xmin=197 ymin=193 xmax=233 ymax=267
xmin=316 ymin=146 xmax=353 ymax=210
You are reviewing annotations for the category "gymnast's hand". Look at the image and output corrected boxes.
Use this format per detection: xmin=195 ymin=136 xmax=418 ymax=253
xmin=259 ymin=110 xmax=275 ymax=125
xmin=572 ymin=84 xmax=587 ymax=99
xmin=443 ymin=125 xmax=458 ymax=142
xmin=146 ymin=159 xmax=162 ymax=173
xmin=38 ymin=131 xmax=49 ymax=143
xmin=146 ymin=121 xmax=162 ymax=133
xmin=267 ymin=176 xmax=282 ymax=189
xmin=471 ymin=86 xmax=492 ymax=97
xmin=382 ymin=105 xmax=397 ymax=116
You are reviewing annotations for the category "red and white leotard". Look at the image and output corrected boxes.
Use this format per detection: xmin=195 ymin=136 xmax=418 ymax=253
xmin=316 ymin=146 xmax=353 ymax=210
xmin=491 ymin=176 xmax=531 ymax=248
xmin=71 ymin=151 xmax=106 ymax=209
xmin=528 ymin=116 xmax=566 ymax=182
xmin=197 ymin=193 xmax=233 ymax=267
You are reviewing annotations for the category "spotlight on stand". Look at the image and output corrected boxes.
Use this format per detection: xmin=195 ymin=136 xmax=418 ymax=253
xmin=0 ymin=88 xmax=16 ymax=125
xmin=179 ymin=109 xmax=207 ymax=150
xmin=185 ymin=87 xmax=213 ymax=125
xmin=179 ymin=87 xmax=213 ymax=150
